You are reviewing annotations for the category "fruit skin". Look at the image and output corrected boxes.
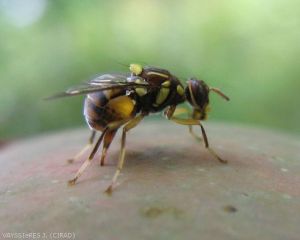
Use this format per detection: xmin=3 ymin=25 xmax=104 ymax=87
xmin=0 ymin=122 xmax=300 ymax=240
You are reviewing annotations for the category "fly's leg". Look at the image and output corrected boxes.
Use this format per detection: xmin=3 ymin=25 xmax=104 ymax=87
xmin=189 ymin=109 xmax=203 ymax=141
xmin=100 ymin=130 xmax=117 ymax=166
xmin=199 ymin=123 xmax=227 ymax=163
xmin=105 ymin=115 xmax=144 ymax=194
xmin=169 ymin=116 xmax=227 ymax=164
xmin=165 ymin=106 xmax=202 ymax=142
xmin=189 ymin=125 xmax=202 ymax=142
xmin=67 ymin=130 xmax=96 ymax=164
xmin=68 ymin=128 xmax=107 ymax=186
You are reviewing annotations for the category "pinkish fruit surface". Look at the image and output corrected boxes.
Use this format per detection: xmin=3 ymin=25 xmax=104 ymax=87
xmin=0 ymin=122 xmax=299 ymax=240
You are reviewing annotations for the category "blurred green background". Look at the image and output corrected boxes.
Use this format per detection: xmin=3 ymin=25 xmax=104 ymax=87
xmin=0 ymin=0 xmax=299 ymax=139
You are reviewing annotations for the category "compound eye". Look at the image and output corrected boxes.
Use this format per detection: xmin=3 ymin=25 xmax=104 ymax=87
xmin=185 ymin=79 xmax=209 ymax=109
xmin=129 ymin=64 xmax=143 ymax=75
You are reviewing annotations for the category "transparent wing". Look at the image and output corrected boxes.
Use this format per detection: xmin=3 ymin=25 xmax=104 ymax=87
xmin=88 ymin=73 xmax=129 ymax=85
xmin=45 ymin=74 xmax=152 ymax=100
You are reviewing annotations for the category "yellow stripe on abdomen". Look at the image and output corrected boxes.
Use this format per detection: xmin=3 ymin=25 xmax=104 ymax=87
xmin=107 ymin=96 xmax=135 ymax=119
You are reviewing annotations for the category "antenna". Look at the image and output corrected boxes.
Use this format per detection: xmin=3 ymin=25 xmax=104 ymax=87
xmin=210 ymin=87 xmax=230 ymax=101
xmin=115 ymin=61 xmax=130 ymax=68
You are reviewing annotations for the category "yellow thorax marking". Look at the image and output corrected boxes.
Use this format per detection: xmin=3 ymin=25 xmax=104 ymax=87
xmin=134 ymin=79 xmax=147 ymax=96
xmin=129 ymin=64 xmax=143 ymax=75
xmin=176 ymin=85 xmax=184 ymax=95
xmin=154 ymin=88 xmax=170 ymax=106
xmin=153 ymin=80 xmax=171 ymax=106
xmin=146 ymin=71 xmax=169 ymax=79
xmin=162 ymin=80 xmax=171 ymax=87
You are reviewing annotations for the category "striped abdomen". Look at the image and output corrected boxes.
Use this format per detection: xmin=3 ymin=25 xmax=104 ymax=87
xmin=84 ymin=89 xmax=136 ymax=131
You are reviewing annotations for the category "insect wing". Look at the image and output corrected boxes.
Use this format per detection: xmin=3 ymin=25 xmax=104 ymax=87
xmin=88 ymin=73 xmax=129 ymax=85
xmin=45 ymin=74 xmax=151 ymax=100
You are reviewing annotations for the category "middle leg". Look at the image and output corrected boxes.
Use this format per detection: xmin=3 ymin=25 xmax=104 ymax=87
xmin=68 ymin=128 xmax=108 ymax=186
xmin=67 ymin=130 xmax=96 ymax=164
xmin=105 ymin=114 xmax=144 ymax=194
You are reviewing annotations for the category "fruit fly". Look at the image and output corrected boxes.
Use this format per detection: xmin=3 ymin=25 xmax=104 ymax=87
xmin=47 ymin=64 xmax=230 ymax=194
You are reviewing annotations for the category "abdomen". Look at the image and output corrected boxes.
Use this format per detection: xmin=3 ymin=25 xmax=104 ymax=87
xmin=84 ymin=90 xmax=136 ymax=131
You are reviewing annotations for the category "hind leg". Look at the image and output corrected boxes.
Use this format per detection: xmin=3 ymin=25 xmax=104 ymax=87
xmin=67 ymin=119 xmax=130 ymax=186
xmin=68 ymin=128 xmax=107 ymax=186
xmin=100 ymin=130 xmax=117 ymax=166
xmin=67 ymin=130 xmax=96 ymax=164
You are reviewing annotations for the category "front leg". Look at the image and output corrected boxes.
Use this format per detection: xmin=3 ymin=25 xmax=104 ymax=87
xmin=164 ymin=106 xmax=202 ymax=141
xmin=164 ymin=105 xmax=177 ymax=120
xmin=165 ymin=108 xmax=227 ymax=164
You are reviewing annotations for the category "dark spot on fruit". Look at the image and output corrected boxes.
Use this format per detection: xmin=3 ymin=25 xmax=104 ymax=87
xmin=223 ymin=205 xmax=237 ymax=213
xmin=141 ymin=206 xmax=183 ymax=219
